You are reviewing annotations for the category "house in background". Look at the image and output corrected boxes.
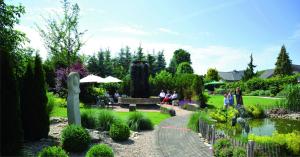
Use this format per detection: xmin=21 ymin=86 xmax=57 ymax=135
xmin=259 ymin=64 xmax=300 ymax=79
xmin=218 ymin=70 xmax=245 ymax=82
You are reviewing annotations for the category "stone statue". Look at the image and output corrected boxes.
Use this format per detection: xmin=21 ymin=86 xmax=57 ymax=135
xmin=67 ymin=72 xmax=81 ymax=126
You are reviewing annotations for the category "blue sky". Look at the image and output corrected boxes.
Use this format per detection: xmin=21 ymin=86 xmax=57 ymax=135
xmin=9 ymin=0 xmax=300 ymax=74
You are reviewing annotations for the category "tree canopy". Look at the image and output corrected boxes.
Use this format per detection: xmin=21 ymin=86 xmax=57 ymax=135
xmin=274 ymin=45 xmax=293 ymax=76
xmin=206 ymin=68 xmax=220 ymax=81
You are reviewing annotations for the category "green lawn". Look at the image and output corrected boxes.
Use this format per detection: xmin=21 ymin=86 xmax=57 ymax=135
xmin=51 ymin=106 xmax=170 ymax=125
xmin=207 ymin=95 xmax=282 ymax=109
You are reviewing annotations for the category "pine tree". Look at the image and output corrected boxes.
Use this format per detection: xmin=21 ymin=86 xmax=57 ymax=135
xmin=274 ymin=45 xmax=292 ymax=76
xmin=1 ymin=50 xmax=24 ymax=156
xmin=33 ymin=54 xmax=49 ymax=139
xmin=134 ymin=45 xmax=145 ymax=61
xmin=146 ymin=53 xmax=156 ymax=76
xmin=243 ymin=54 xmax=256 ymax=81
xmin=154 ymin=51 xmax=166 ymax=74
xmin=97 ymin=50 xmax=106 ymax=77
xmin=104 ymin=49 xmax=113 ymax=76
xmin=87 ymin=55 xmax=98 ymax=74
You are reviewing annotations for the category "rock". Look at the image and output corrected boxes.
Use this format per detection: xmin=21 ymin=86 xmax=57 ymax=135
xmin=88 ymin=129 xmax=101 ymax=143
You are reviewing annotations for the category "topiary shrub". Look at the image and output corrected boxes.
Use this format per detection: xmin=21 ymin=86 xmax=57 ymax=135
xmin=233 ymin=147 xmax=246 ymax=157
xmin=85 ymin=144 xmax=114 ymax=157
xmin=97 ymin=110 xmax=119 ymax=131
xmin=38 ymin=146 xmax=68 ymax=157
xmin=109 ymin=122 xmax=130 ymax=141
xmin=127 ymin=112 xmax=153 ymax=131
xmin=81 ymin=110 xmax=98 ymax=129
xmin=213 ymin=138 xmax=233 ymax=157
xmin=61 ymin=125 xmax=91 ymax=152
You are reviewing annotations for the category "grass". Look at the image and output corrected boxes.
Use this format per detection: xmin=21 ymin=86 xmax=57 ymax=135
xmin=51 ymin=106 xmax=170 ymax=125
xmin=207 ymin=94 xmax=281 ymax=109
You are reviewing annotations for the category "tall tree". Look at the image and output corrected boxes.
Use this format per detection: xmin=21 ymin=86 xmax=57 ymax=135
xmin=124 ymin=46 xmax=132 ymax=73
xmin=37 ymin=0 xmax=85 ymax=69
xmin=243 ymin=53 xmax=257 ymax=81
xmin=168 ymin=49 xmax=191 ymax=74
xmin=192 ymin=75 xmax=206 ymax=108
xmin=104 ymin=49 xmax=113 ymax=76
xmin=206 ymin=68 xmax=220 ymax=81
xmin=176 ymin=62 xmax=194 ymax=74
xmin=274 ymin=45 xmax=293 ymax=76
xmin=147 ymin=53 xmax=156 ymax=76
xmin=87 ymin=55 xmax=98 ymax=74
xmin=134 ymin=45 xmax=145 ymax=61
xmin=1 ymin=50 xmax=23 ymax=156
xmin=1 ymin=2 xmax=25 ymax=155
xmin=154 ymin=51 xmax=166 ymax=74
xmin=33 ymin=54 xmax=49 ymax=139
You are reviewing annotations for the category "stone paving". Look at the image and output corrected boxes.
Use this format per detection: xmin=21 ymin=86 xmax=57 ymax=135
xmin=155 ymin=114 xmax=213 ymax=157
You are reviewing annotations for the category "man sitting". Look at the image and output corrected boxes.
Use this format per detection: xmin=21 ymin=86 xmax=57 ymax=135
xmin=159 ymin=90 xmax=166 ymax=102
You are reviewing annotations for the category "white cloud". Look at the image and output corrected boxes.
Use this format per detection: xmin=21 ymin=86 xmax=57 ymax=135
xmin=15 ymin=25 xmax=48 ymax=60
xmin=158 ymin=28 xmax=179 ymax=35
xmin=100 ymin=26 xmax=151 ymax=36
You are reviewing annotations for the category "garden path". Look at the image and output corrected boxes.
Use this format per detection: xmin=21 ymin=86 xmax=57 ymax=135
xmin=155 ymin=114 xmax=213 ymax=157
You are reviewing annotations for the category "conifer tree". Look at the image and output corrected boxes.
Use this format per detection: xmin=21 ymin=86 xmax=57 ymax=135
xmin=274 ymin=45 xmax=292 ymax=76
xmin=1 ymin=50 xmax=23 ymax=156
xmin=243 ymin=53 xmax=256 ymax=80
xmin=33 ymin=54 xmax=49 ymax=139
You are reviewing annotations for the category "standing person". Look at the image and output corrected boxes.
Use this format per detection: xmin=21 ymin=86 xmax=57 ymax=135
xmin=235 ymin=87 xmax=243 ymax=107
xmin=224 ymin=93 xmax=229 ymax=109
xmin=228 ymin=91 xmax=234 ymax=107
xmin=159 ymin=90 xmax=166 ymax=102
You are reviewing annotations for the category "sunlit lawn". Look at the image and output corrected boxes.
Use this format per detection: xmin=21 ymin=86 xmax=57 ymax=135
xmin=207 ymin=95 xmax=282 ymax=109
xmin=51 ymin=106 xmax=170 ymax=125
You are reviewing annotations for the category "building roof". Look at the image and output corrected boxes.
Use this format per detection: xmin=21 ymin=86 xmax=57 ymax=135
xmin=260 ymin=64 xmax=300 ymax=79
xmin=218 ymin=70 xmax=244 ymax=81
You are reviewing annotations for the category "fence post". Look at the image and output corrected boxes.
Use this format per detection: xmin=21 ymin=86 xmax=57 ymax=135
xmin=247 ymin=140 xmax=255 ymax=157
xmin=211 ymin=125 xmax=215 ymax=144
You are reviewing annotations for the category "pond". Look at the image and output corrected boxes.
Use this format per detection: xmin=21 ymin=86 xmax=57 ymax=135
xmin=247 ymin=118 xmax=300 ymax=136
xmin=215 ymin=118 xmax=300 ymax=138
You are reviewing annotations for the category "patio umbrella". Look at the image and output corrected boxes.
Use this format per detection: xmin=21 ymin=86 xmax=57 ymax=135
xmin=103 ymin=76 xmax=122 ymax=83
xmin=80 ymin=74 xmax=106 ymax=83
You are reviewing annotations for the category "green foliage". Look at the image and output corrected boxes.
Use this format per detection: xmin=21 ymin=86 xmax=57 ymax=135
xmin=168 ymin=49 xmax=191 ymax=74
xmin=192 ymin=75 xmax=207 ymax=107
xmin=149 ymin=70 xmax=174 ymax=95
xmin=274 ymin=45 xmax=293 ymax=76
xmin=232 ymin=147 xmax=246 ymax=157
xmin=86 ymin=144 xmax=114 ymax=157
xmin=130 ymin=61 xmax=150 ymax=98
xmin=160 ymin=106 xmax=176 ymax=116
xmin=1 ymin=49 xmax=23 ymax=156
xmin=174 ymin=73 xmax=196 ymax=100
xmin=206 ymin=68 xmax=220 ymax=81
xmin=213 ymin=138 xmax=233 ymax=157
xmin=43 ymin=62 xmax=56 ymax=89
xmin=215 ymin=88 xmax=227 ymax=95
xmin=243 ymin=54 xmax=256 ymax=81
xmin=279 ymin=84 xmax=300 ymax=111
xmin=38 ymin=146 xmax=68 ymax=157
xmin=127 ymin=112 xmax=153 ymax=131
xmin=37 ymin=0 xmax=84 ymax=68
xmin=176 ymin=62 xmax=193 ymax=74
xmin=249 ymin=131 xmax=300 ymax=155
xmin=187 ymin=112 xmax=212 ymax=132
xmin=210 ymin=107 xmax=239 ymax=123
xmin=46 ymin=92 xmax=55 ymax=115
xmin=245 ymin=104 xmax=265 ymax=118
xmin=97 ymin=110 xmax=119 ymax=131
xmin=61 ymin=125 xmax=91 ymax=152
xmin=81 ymin=110 xmax=98 ymax=129
xmin=109 ymin=122 xmax=130 ymax=141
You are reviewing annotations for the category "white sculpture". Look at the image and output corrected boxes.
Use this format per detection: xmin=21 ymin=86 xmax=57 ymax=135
xmin=67 ymin=72 xmax=81 ymax=126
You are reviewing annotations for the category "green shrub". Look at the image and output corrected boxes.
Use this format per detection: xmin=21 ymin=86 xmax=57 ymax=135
xmin=280 ymin=84 xmax=300 ymax=111
xmin=249 ymin=131 xmax=300 ymax=155
xmin=81 ymin=110 xmax=98 ymax=129
xmin=97 ymin=110 xmax=119 ymax=131
xmin=233 ymin=147 xmax=246 ymax=157
xmin=85 ymin=144 xmax=114 ymax=157
xmin=38 ymin=146 xmax=68 ymax=157
xmin=160 ymin=106 xmax=176 ymax=116
xmin=46 ymin=92 xmax=55 ymax=115
xmin=209 ymin=107 xmax=239 ymax=123
xmin=213 ymin=138 xmax=233 ymax=157
xmin=109 ymin=122 xmax=130 ymax=141
xmin=187 ymin=112 xmax=212 ymax=132
xmin=61 ymin=125 xmax=91 ymax=152
xmin=127 ymin=112 xmax=153 ymax=131
xmin=215 ymin=88 xmax=226 ymax=95
xmin=245 ymin=104 xmax=264 ymax=118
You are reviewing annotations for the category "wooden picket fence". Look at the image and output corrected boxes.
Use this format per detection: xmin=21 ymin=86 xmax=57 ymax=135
xmin=198 ymin=119 xmax=285 ymax=157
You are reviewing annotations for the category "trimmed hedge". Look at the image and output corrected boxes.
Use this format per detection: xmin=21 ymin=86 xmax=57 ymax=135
xmin=38 ymin=146 xmax=68 ymax=157
xmin=85 ymin=144 xmax=114 ymax=157
xmin=61 ymin=125 xmax=91 ymax=152
xmin=109 ymin=122 xmax=130 ymax=141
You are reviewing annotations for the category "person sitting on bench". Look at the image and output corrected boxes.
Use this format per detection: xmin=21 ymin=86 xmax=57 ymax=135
xmin=162 ymin=90 xmax=171 ymax=104
xmin=159 ymin=90 xmax=166 ymax=102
